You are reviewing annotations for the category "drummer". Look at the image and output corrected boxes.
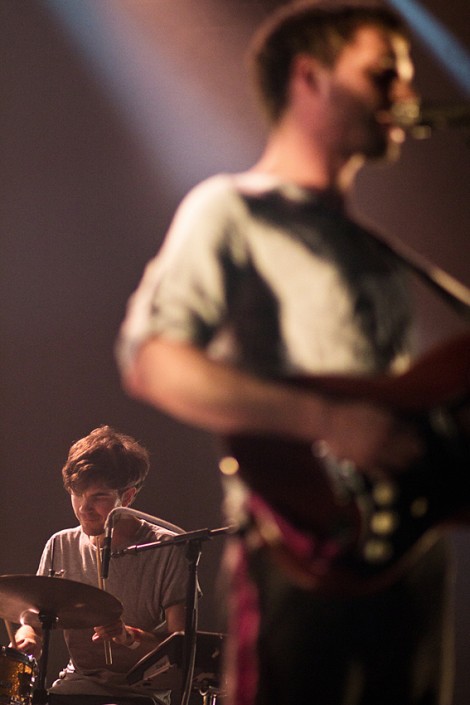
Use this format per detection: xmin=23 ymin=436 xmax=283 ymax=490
xmin=14 ymin=425 xmax=189 ymax=705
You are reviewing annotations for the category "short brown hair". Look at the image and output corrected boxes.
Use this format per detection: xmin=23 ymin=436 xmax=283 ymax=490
xmin=249 ymin=1 xmax=408 ymax=122
xmin=62 ymin=425 xmax=150 ymax=496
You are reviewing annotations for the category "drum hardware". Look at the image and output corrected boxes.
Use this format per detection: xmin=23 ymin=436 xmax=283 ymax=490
xmin=200 ymin=685 xmax=221 ymax=705
xmin=126 ymin=631 xmax=226 ymax=704
xmin=32 ymin=612 xmax=56 ymax=705
xmin=0 ymin=575 xmax=123 ymax=705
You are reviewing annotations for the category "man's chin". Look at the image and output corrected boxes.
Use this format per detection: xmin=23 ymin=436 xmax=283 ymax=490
xmin=81 ymin=522 xmax=105 ymax=537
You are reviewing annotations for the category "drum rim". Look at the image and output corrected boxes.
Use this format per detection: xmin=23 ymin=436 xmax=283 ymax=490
xmin=0 ymin=645 xmax=35 ymax=666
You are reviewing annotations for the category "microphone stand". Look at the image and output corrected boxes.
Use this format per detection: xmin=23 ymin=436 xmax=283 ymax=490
xmin=113 ymin=526 xmax=233 ymax=705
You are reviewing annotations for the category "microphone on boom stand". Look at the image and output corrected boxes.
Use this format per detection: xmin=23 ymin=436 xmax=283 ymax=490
xmin=392 ymin=100 xmax=470 ymax=138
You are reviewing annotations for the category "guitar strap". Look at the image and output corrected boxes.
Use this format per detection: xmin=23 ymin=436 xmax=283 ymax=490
xmin=373 ymin=231 xmax=470 ymax=321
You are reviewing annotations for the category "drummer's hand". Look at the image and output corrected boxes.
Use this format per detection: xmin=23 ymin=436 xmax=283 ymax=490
xmin=14 ymin=625 xmax=42 ymax=659
xmin=92 ymin=620 xmax=142 ymax=648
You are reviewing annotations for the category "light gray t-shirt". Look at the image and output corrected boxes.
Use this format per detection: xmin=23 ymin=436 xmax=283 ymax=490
xmin=38 ymin=520 xmax=188 ymax=700
xmin=118 ymin=172 xmax=412 ymax=379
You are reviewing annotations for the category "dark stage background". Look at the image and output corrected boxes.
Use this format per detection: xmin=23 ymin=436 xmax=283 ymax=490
xmin=1 ymin=0 xmax=469 ymax=701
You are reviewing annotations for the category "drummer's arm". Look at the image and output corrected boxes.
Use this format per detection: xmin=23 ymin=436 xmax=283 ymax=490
xmin=123 ymin=601 xmax=185 ymax=647
xmin=14 ymin=624 xmax=43 ymax=659
xmin=164 ymin=601 xmax=186 ymax=633
xmin=93 ymin=602 xmax=185 ymax=650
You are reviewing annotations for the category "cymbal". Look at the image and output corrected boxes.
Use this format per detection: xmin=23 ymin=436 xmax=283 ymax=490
xmin=0 ymin=574 xmax=122 ymax=629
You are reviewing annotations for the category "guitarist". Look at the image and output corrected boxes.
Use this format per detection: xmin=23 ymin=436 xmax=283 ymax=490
xmin=117 ymin=4 xmax=464 ymax=704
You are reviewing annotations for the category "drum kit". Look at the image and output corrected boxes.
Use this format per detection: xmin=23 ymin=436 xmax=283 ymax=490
xmin=0 ymin=574 xmax=122 ymax=705
xmin=0 ymin=574 xmax=225 ymax=705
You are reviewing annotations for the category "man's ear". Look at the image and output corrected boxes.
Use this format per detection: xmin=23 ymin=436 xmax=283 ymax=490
xmin=291 ymin=54 xmax=330 ymax=91
xmin=121 ymin=487 xmax=138 ymax=507
xmin=291 ymin=53 xmax=324 ymax=92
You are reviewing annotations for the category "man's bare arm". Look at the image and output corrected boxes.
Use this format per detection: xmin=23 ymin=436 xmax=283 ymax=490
xmin=122 ymin=338 xmax=421 ymax=470
xmin=123 ymin=338 xmax=330 ymax=439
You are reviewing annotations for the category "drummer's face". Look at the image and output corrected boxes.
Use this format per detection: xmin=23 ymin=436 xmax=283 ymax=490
xmin=70 ymin=482 xmax=133 ymax=536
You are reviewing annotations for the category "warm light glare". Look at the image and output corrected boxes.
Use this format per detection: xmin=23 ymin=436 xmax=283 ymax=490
xmin=219 ymin=456 xmax=239 ymax=476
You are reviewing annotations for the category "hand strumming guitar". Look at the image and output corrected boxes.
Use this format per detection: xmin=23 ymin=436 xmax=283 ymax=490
xmin=320 ymin=398 xmax=424 ymax=474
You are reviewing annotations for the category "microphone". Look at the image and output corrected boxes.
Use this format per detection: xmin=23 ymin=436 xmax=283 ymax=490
xmin=101 ymin=514 xmax=114 ymax=580
xmin=392 ymin=101 xmax=470 ymax=138
xmin=101 ymin=506 xmax=185 ymax=578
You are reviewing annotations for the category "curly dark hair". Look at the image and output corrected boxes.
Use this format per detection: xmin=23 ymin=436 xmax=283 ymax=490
xmin=249 ymin=1 xmax=409 ymax=123
xmin=62 ymin=425 xmax=150 ymax=497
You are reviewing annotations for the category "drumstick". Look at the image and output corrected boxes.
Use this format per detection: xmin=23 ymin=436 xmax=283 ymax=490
xmin=96 ymin=536 xmax=113 ymax=666
xmin=4 ymin=619 xmax=17 ymax=648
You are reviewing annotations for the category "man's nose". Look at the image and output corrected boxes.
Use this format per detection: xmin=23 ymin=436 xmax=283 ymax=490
xmin=79 ymin=496 xmax=93 ymax=512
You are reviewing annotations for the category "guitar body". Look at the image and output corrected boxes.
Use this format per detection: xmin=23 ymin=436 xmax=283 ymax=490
xmin=224 ymin=333 xmax=470 ymax=592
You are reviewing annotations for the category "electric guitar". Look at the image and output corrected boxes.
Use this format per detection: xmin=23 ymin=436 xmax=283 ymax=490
xmin=223 ymin=332 xmax=470 ymax=593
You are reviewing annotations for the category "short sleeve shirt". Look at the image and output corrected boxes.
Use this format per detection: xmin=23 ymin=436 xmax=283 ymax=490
xmin=118 ymin=173 xmax=412 ymax=379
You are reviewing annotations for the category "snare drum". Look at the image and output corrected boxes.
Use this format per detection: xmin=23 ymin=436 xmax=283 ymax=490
xmin=0 ymin=647 xmax=35 ymax=705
